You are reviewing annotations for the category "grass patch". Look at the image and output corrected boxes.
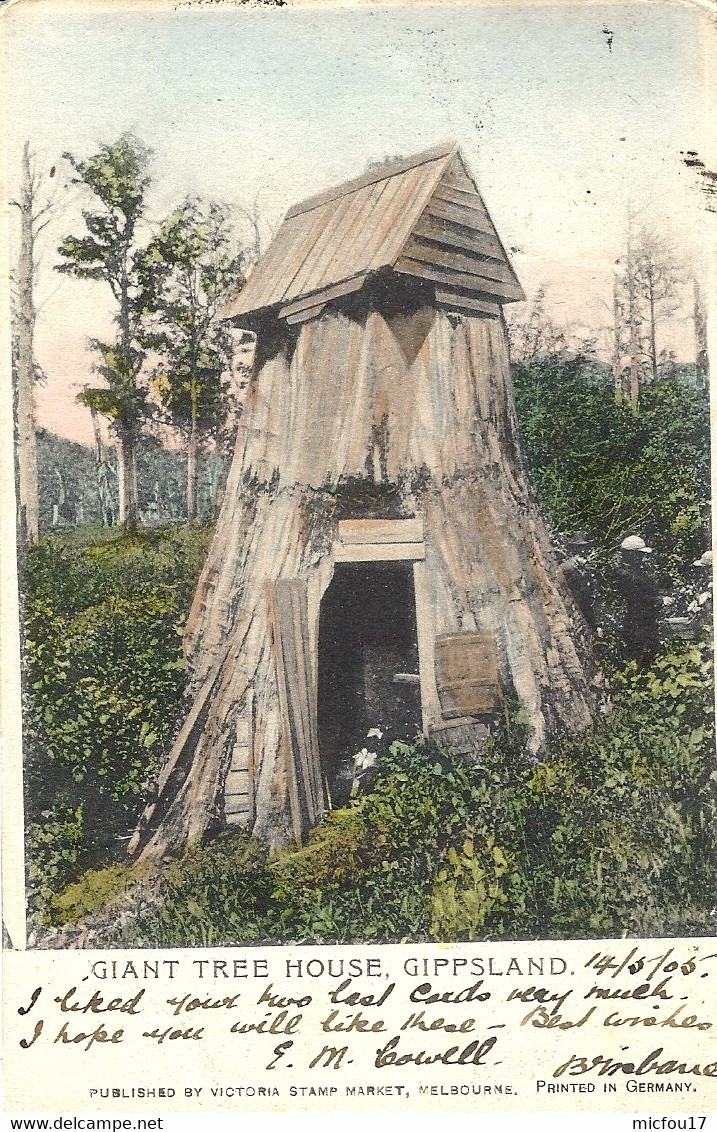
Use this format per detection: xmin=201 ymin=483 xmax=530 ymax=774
xmin=47 ymin=862 xmax=149 ymax=928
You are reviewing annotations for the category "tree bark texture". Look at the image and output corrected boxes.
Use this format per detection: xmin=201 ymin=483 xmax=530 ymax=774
xmin=90 ymin=407 xmax=115 ymax=525
xmin=117 ymin=429 xmax=139 ymax=529
xmin=131 ymin=304 xmax=597 ymax=863
xmin=626 ymin=219 xmax=641 ymax=410
xmin=647 ymin=276 xmax=658 ymax=383
xmin=694 ymin=278 xmax=708 ymax=375
xmin=612 ymin=274 xmax=623 ymax=403
xmin=187 ymin=410 xmax=198 ymax=522
xmin=15 ymin=142 xmax=39 ymax=544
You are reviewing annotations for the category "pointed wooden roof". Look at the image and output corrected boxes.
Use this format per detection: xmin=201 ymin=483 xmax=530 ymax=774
xmin=223 ymin=141 xmax=524 ymax=326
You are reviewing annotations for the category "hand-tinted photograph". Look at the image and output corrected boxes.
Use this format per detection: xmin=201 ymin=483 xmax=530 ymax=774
xmin=3 ymin=0 xmax=713 ymax=950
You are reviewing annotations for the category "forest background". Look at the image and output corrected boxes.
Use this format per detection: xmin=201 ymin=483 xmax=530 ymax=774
xmin=3 ymin=1 xmax=715 ymax=945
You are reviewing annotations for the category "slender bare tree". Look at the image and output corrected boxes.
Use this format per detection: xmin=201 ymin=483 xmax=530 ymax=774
xmin=236 ymin=192 xmax=277 ymax=270
xmin=10 ymin=142 xmax=55 ymax=544
xmin=633 ymin=228 xmax=683 ymax=383
xmin=624 ymin=212 xmax=643 ymax=410
xmin=610 ymin=214 xmax=683 ymax=410
xmin=693 ymin=277 xmax=708 ymax=377
xmin=611 ymin=265 xmax=626 ymax=403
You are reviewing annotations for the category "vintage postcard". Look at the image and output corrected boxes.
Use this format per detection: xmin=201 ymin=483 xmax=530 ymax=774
xmin=0 ymin=0 xmax=716 ymax=1119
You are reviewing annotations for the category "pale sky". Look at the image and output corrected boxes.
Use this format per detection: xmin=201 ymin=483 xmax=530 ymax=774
xmin=2 ymin=0 xmax=710 ymax=445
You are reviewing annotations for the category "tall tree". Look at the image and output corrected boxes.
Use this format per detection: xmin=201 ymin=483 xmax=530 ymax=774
xmin=136 ymin=198 xmax=245 ymax=520
xmin=11 ymin=142 xmax=54 ymax=543
xmin=693 ymin=277 xmax=708 ymax=378
xmin=611 ymin=265 xmax=626 ymax=403
xmin=625 ymin=213 xmax=643 ymax=409
xmin=56 ymin=135 xmax=152 ymax=529
xmin=611 ymin=224 xmax=646 ymax=410
xmin=633 ymin=228 xmax=683 ymax=383
xmin=88 ymin=404 xmax=117 ymax=526
xmin=611 ymin=218 xmax=683 ymax=409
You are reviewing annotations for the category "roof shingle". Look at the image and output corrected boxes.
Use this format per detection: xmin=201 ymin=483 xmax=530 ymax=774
xmin=223 ymin=142 xmax=523 ymax=325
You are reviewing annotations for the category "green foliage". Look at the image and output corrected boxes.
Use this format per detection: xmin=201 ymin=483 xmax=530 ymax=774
xmin=57 ymin=134 xmax=152 ymax=283
xmin=47 ymin=862 xmax=143 ymax=928
xmin=429 ymin=834 xmax=511 ymax=941
xmin=56 ymin=135 xmax=153 ymax=452
xmin=27 ymin=805 xmax=86 ymax=917
xmin=512 ymin=355 xmax=710 ymax=574
xmin=120 ymin=833 xmax=274 ymax=947
xmin=26 ymin=589 xmax=184 ymax=796
xmin=100 ymin=636 xmax=715 ymax=946
xmin=135 ymin=438 xmax=229 ymax=523
xmin=517 ymin=636 xmax=716 ymax=938
xmin=36 ymin=431 xmax=227 ymax=531
xmin=36 ymin=430 xmax=99 ymax=530
xmin=63 ymin=134 xmax=150 ymax=220
xmin=22 ymin=524 xmax=212 ymax=921
xmin=78 ymin=351 xmax=148 ymax=432
xmin=23 ymin=522 xmax=212 ymax=616
xmin=136 ymin=198 xmax=245 ymax=438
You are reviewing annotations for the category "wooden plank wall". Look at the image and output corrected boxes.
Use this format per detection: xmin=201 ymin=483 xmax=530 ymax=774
xmin=434 ymin=631 xmax=503 ymax=718
xmin=223 ymin=693 xmax=255 ymax=827
xmin=271 ymin=578 xmax=327 ymax=838
xmin=396 ymin=155 xmax=523 ymax=308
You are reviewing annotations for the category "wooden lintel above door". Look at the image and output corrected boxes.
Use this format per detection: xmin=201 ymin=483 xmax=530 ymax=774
xmin=335 ymin=518 xmax=425 ymax=562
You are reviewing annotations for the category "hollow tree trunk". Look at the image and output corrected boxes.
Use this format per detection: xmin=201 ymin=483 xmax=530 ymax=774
xmin=130 ymin=306 xmax=597 ymax=864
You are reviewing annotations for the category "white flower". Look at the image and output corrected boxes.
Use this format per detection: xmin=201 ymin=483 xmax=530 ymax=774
xmin=366 ymin=727 xmax=383 ymax=740
xmin=355 ymin=748 xmax=377 ymax=771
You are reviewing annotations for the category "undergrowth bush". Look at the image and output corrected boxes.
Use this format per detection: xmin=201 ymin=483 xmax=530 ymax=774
xmin=47 ymin=862 xmax=144 ymax=927
xmin=22 ymin=523 xmax=212 ymax=923
xmin=512 ymin=356 xmax=710 ymax=576
xmin=100 ymin=635 xmax=715 ymax=947
xmin=28 ymin=805 xmax=86 ymax=917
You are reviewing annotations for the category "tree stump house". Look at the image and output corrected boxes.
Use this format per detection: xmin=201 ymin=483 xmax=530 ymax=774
xmin=130 ymin=141 xmax=596 ymax=862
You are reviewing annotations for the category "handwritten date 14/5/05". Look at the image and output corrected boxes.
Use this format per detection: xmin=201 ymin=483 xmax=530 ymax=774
xmin=585 ymin=947 xmax=716 ymax=982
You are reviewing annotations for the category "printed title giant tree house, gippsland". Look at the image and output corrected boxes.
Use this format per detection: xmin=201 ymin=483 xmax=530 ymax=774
xmin=130 ymin=142 xmax=597 ymax=862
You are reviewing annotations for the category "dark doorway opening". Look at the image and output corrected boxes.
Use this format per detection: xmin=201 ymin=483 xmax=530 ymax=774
xmin=317 ymin=562 xmax=422 ymax=805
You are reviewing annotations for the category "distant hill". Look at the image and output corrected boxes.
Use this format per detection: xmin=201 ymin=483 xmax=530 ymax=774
xmin=36 ymin=430 xmax=229 ymax=532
